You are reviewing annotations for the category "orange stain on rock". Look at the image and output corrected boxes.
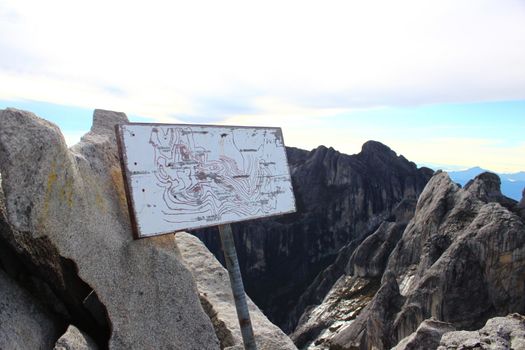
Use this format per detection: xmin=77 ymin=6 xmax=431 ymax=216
xmin=110 ymin=166 xmax=128 ymax=212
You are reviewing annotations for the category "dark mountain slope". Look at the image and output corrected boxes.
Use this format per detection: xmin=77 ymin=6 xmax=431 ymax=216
xmin=194 ymin=141 xmax=433 ymax=331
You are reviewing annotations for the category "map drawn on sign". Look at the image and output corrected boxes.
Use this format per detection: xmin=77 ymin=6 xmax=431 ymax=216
xmin=116 ymin=123 xmax=296 ymax=238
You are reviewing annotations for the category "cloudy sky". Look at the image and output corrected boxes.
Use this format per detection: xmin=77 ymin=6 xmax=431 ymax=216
xmin=1 ymin=0 xmax=524 ymax=172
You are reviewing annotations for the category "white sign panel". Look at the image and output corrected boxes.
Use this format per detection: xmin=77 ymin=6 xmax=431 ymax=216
xmin=116 ymin=123 xmax=296 ymax=238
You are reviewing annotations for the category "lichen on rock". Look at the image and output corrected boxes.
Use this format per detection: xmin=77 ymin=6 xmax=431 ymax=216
xmin=0 ymin=108 xmax=219 ymax=349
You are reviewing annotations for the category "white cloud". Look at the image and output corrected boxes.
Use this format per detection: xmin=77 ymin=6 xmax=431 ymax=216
xmin=1 ymin=0 xmax=525 ymax=171
xmin=0 ymin=0 xmax=524 ymax=118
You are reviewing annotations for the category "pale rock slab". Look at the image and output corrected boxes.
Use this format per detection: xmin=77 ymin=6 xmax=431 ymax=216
xmin=176 ymin=231 xmax=297 ymax=350
xmin=54 ymin=325 xmax=98 ymax=350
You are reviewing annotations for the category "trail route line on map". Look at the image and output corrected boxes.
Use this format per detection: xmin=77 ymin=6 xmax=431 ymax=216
xmin=117 ymin=124 xmax=296 ymax=237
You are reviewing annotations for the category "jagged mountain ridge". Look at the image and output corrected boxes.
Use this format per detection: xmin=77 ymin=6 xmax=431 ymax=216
xmin=306 ymin=171 xmax=525 ymax=350
xmin=194 ymin=141 xmax=433 ymax=332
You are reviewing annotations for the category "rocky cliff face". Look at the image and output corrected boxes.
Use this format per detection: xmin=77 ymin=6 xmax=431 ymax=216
xmin=324 ymin=171 xmax=525 ymax=350
xmin=194 ymin=142 xmax=433 ymax=331
xmin=0 ymin=108 xmax=220 ymax=349
xmin=290 ymin=217 xmax=411 ymax=349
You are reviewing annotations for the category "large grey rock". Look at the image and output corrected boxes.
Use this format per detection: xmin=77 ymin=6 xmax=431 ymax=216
xmin=1 ymin=176 xmax=101 ymax=338
xmin=176 ymin=232 xmax=297 ymax=350
xmin=54 ymin=325 xmax=98 ymax=350
xmin=438 ymin=314 xmax=525 ymax=350
xmin=329 ymin=171 xmax=525 ymax=350
xmin=0 ymin=268 xmax=60 ymax=349
xmin=195 ymin=141 xmax=433 ymax=331
xmin=0 ymin=108 xmax=219 ymax=349
xmin=392 ymin=318 xmax=455 ymax=350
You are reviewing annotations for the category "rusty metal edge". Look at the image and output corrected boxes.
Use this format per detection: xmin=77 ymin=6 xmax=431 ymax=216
xmin=115 ymin=124 xmax=141 ymax=240
xmin=275 ymin=127 xmax=297 ymax=214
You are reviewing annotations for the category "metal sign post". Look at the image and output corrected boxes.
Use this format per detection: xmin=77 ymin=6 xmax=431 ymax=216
xmin=115 ymin=123 xmax=296 ymax=350
xmin=218 ymin=224 xmax=257 ymax=350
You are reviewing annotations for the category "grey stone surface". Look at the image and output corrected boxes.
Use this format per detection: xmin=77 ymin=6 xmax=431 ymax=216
xmin=290 ymin=200 xmax=415 ymax=349
xmin=176 ymin=232 xmax=297 ymax=350
xmin=329 ymin=171 xmax=525 ymax=350
xmin=1 ymin=173 xmax=99 ymax=336
xmin=347 ymin=221 xmax=406 ymax=278
xmin=329 ymin=272 xmax=403 ymax=350
xmin=54 ymin=325 xmax=98 ymax=350
xmin=0 ymin=268 xmax=60 ymax=350
xmin=437 ymin=314 xmax=525 ymax=350
xmin=0 ymin=108 xmax=219 ymax=349
xmin=290 ymin=275 xmax=378 ymax=349
xmin=392 ymin=318 xmax=455 ymax=350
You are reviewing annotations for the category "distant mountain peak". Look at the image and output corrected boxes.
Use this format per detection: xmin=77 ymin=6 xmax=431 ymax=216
xmin=465 ymin=166 xmax=487 ymax=172
xmin=361 ymin=140 xmax=395 ymax=156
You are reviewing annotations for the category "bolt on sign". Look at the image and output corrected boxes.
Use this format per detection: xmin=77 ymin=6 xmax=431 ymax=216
xmin=116 ymin=123 xmax=296 ymax=238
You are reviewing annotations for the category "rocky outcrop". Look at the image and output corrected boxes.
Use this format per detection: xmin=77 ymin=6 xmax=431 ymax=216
xmin=176 ymin=232 xmax=297 ymax=350
xmin=289 ymin=198 xmax=416 ymax=349
xmin=195 ymin=141 xmax=433 ymax=331
xmin=0 ymin=108 xmax=219 ymax=349
xmin=392 ymin=318 xmax=455 ymax=350
xmin=290 ymin=275 xmax=379 ymax=349
xmin=346 ymin=220 xmax=407 ymax=278
xmin=290 ymin=220 xmax=409 ymax=348
xmin=392 ymin=314 xmax=525 ymax=350
xmin=0 ymin=268 xmax=61 ymax=349
xmin=329 ymin=171 xmax=525 ymax=350
xmin=54 ymin=325 xmax=98 ymax=350
xmin=463 ymin=172 xmax=516 ymax=211
xmin=438 ymin=314 xmax=525 ymax=350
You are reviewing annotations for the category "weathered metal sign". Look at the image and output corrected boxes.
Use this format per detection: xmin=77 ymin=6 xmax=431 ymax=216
xmin=116 ymin=123 xmax=296 ymax=238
